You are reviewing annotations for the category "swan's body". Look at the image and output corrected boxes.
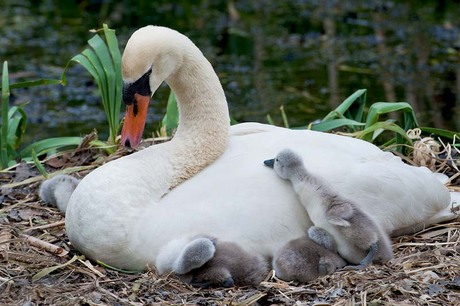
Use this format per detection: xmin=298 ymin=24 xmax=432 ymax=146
xmin=45 ymin=26 xmax=454 ymax=274
xmin=266 ymin=149 xmax=394 ymax=267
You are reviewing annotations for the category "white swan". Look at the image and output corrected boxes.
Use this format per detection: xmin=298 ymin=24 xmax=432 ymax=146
xmin=52 ymin=26 xmax=455 ymax=273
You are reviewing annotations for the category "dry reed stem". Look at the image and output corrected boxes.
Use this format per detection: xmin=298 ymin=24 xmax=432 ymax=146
xmin=23 ymin=220 xmax=65 ymax=233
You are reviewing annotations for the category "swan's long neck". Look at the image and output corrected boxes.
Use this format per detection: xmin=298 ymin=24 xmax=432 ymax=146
xmin=121 ymin=26 xmax=230 ymax=194
xmin=163 ymin=43 xmax=230 ymax=188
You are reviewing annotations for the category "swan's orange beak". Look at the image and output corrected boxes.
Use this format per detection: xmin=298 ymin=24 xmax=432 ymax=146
xmin=121 ymin=93 xmax=150 ymax=148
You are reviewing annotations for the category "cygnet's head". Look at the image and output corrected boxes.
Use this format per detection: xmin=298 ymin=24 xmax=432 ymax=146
xmin=264 ymin=149 xmax=304 ymax=179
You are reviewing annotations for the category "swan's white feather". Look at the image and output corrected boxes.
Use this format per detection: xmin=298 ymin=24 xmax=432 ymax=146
xmin=62 ymin=26 xmax=454 ymax=272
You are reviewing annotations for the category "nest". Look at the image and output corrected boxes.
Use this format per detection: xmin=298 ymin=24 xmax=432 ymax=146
xmin=1 ymin=135 xmax=459 ymax=305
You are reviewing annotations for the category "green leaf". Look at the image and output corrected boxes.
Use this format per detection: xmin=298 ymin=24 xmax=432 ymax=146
xmin=7 ymin=105 xmax=27 ymax=149
xmin=322 ymin=89 xmax=367 ymax=122
xmin=354 ymin=121 xmax=413 ymax=144
xmin=96 ymin=259 xmax=141 ymax=274
xmin=419 ymin=127 xmax=460 ymax=139
xmin=362 ymin=102 xmax=419 ymax=144
xmin=19 ymin=137 xmax=83 ymax=158
xmin=61 ymin=25 xmax=122 ymax=147
xmin=230 ymin=117 xmax=239 ymax=125
xmin=32 ymin=149 xmax=48 ymax=178
xmin=310 ymin=118 xmax=366 ymax=132
xmin=280 ymin=105 xmax=289 ymax=128
xmin=266 ymin=114 xmax=274 ymax=125
xmin=88 ymin=35 xmax=115 ymax=131
xmin=82 ymin=47 xmax=108 ymax=111
xmin=6 ymin=79 xmax=62 ymax=90
xmin=103 ymin=24 xmax=122 ymax=136
xmin=1 ymin=61 xmax=10 ymax=169
xmin=161 ymin=90 xmax=179 ymax=136
xmin=365 ymin=102 xmax=418 ymax=128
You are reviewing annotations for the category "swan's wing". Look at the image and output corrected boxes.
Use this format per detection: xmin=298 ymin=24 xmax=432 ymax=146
xmin=226 ymin=123 xmax=451 ymax=234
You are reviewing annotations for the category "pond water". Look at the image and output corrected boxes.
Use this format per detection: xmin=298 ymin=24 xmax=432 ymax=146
xmin=1 ymin=0 xmax=459 ymax=146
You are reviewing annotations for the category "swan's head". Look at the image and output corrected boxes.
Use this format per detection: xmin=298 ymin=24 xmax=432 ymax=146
xmin=120 ymin=26 xmax=188 ymax=148
xmin=264 ymin=149 xmax=304 ymax=179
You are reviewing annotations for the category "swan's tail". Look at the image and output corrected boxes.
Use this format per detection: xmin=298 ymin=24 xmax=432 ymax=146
xmin=391 ymin=191 xmax=460 ymax=236
xmin=39 ymin=174 xmax=80 ymax=213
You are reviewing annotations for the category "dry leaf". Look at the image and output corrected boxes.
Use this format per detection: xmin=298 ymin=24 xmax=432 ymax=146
xmin=32 ymin=255 xmax=80 ymax=282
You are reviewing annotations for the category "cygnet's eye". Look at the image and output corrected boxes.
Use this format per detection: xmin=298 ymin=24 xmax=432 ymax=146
xmin=275 ymin=158 xmax=279 ymax=162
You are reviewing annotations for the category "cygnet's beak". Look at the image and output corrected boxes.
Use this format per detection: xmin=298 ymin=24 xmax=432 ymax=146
xmin=263 ymin=159 xmax=275 ymax=168
xmin=121 ymin=93 xmax=150 ymax=149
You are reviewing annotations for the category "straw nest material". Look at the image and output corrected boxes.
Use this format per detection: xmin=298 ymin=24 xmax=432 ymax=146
xmin=1 ymin=133 xmax=459 ymax=306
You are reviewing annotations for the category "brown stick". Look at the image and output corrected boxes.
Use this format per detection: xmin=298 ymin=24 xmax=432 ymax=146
xmin=20 ymin=234 xmax=68 ymax=257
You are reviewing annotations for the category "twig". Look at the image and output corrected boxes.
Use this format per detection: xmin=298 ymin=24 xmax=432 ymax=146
xmin=394 ymin=241 xmax=458 ymax=247
xmin=0 ymin=195 xmax=35 ymax=213
xmin=24 ymin=221 xmax=65 ymax=233
xmin=406 ymin=263 xmax=448 ymax=274
xmin=78 ymin=258 xmax=106 ymax=278
xmin=0 ymin=276 xmax=13 ymax=284
xmin=1 ymin=165 xmax=96 ymax=188
xmin=20 ymin=233 xmax=68 ymax=257
xmin=446 ymin=171 xmax=460 ymax=186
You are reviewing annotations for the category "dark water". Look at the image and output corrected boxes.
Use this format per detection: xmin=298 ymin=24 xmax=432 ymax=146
xmin=1 ymin=0 xmax=459 ymax=146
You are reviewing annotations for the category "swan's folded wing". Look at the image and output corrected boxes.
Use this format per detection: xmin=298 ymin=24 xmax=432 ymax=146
xmin=160 ymin=124 xmax=451 ymax=238
xmin=228 ymin=123 xmax=451 ymax=234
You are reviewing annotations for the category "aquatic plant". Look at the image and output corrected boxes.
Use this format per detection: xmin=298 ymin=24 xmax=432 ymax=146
xmin=0 ymin=61 xmax=82 ymax=170
xmin=308 ymin=89 xmax=417 ymax=151
xmin=62 ymin=24 xmax=122 ymax=150
xmin=267 ymin=89 xmax=459 ymax=155
xmin=159 ymin=90 xmax=179 ymax=137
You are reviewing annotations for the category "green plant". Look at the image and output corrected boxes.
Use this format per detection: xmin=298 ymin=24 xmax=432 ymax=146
xmin=1 ymin=61 xmax=10 ymax=168
xmin=267 ymin=105 xmax=290 ymax=128
xmin=309 ymin=89 xmax=368 ymax=132
xmin=308 ymin=89 xmax=419 ymax=151
xmin=0 ymin=61 xmax=83 ymax=170
xmin=419 ymin=127 xmax=460 ymax=143
xmin=62 ymin=24 xmax=122 ymax=150
xmin=160 ymin=90 xmax=179 ymax=136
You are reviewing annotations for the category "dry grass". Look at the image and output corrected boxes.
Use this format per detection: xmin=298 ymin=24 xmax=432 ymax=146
xmin=1 ymin=137 xmax=459 ymax=306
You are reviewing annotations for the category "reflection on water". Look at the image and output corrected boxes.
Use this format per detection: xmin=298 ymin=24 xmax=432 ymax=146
xmin=1 ymin=1 xmax=458 ymax=145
